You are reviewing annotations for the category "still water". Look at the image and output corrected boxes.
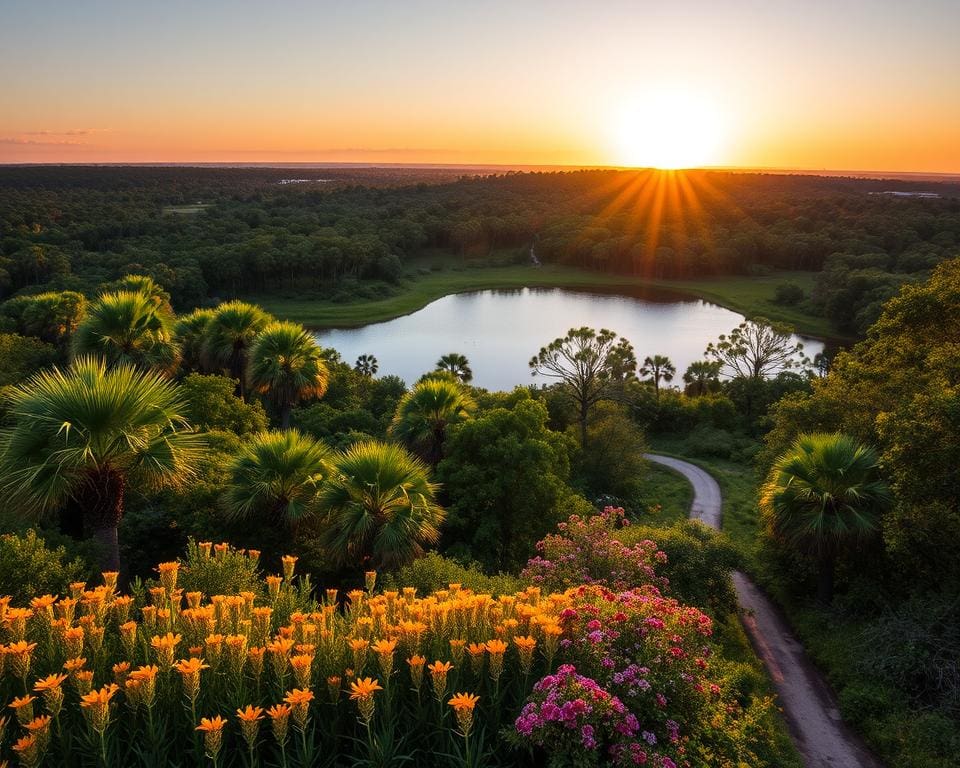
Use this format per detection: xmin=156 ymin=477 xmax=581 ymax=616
xmin=315 ymin=288 xmax=825 ymax=391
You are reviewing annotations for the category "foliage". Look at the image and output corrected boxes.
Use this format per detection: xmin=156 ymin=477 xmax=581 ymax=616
xmin=578 ymin=402 xmax=648 ymax=502
xmin=438 ymin=393 xmax=590 ymax=569
xmin=435 ymin=352 xmax=473 ymax=383
xmin=389 ymin=378 xmax=476 ymax=465
xmin=173 ymin=308 xmax=215 ymax=373
xmin=318 ymin=441 xmax=444 ymax=569
xmin=522 ymin=507 xmax=669 ymax=594
xmin=681 ymin=360 xmax=721 ymax=396
xmin=179 ymin=373 xmax=269 ymax=435
xmin=621 ymin=521 xmax=740 ymax=617
xmin=222 ymin=430 xmax=332 ymax=527
xmin=200 ymin=301 xmax=273 ymax=399
xmin=639 ymin=354 xmax=675 ymax=397
xmin=705 ymin=318 xmax=808 ymax=380
xmin=0 ymin=290 xmax=86 ymax=350
xmin=72 ymin=290 xmax=179 ymax=373
xmin=513 ymin=585 xmax=785 ymax=768
xmin=354 ymin=353 xmax=378 ymax=377
xmin=763 ymin=259 xmax=960 ymax=588
xmin=381 ymin=551 xmax=523 ymax=596
xmin=773 ymin=282 xmax=805 ymax=306
xmin=0 ymin=332 xmax=57 ymax=387
xmin=530 ymin=327 xmax=637 ymax=444
xmin=175 ymin=537 xmax=266 ymax=597
xmin=0 ymin=357 xmax=204 ymax=570
xmin=0 ymin=529 xmax=86 ymax=603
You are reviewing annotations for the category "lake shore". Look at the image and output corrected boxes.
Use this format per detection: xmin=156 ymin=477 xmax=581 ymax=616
xmin=245 ymin=264 xmax=844 ymax=339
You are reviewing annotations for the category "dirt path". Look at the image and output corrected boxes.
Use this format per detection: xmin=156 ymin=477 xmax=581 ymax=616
xmin=644 ymin=453 xmax=883 ymax=768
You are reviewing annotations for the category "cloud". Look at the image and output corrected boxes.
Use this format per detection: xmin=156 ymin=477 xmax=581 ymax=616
xmin=0 ymin=137 xmax=85 ymax=146
xmin=21 ymin=128 xmax=108 ymax=137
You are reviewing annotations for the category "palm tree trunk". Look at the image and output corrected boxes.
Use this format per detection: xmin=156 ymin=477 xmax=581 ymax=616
xmin=91 ymin=526 xmax=121 ymax=572
xmin=816 ymin=551 xmax=835 ymax=605
xmin=281 ymin=403 xmax=292 ymax=431
xmin=79 ymin=469 xmax=125 ymax=573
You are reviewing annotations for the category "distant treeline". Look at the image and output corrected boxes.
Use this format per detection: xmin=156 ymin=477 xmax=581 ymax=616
xmin=1 ymin=166 xmax=959 ymax=334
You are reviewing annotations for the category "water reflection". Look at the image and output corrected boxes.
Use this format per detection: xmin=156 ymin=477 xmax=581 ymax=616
xmin=315 ymin=288 xmax=825 ymax=391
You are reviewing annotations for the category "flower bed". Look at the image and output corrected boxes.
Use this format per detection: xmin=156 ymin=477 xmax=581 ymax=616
xmin=0 ymin=541 xmax=781 ymax=767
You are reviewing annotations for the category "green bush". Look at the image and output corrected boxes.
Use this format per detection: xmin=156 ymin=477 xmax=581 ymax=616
xmin=838 ymin=681 xmax=895 ymax=727
xmin=382 ymin=551 xmax=522 ymax=596
xmin=623 ymin=520 xmax=741 ymax=616
xmin=0 ymin=529 xmax=87 ymax=602
xmin=176 ymin=538 xmax=265 ymax=597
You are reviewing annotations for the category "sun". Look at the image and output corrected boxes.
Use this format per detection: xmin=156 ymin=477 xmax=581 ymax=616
xmin=612 ymin=89 xmax=727 ymax=170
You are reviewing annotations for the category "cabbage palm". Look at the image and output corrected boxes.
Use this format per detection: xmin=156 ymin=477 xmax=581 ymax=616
xmin=222 ymin=430 xmax=332 ymax=527
xmin=0 ymin=358 xmax=202 ymax=571
xmin=174 ymin=308 xmax=215 ymax=373
xmin=435 ymin=352 xmax=473 ymax=383
xmin=201 ymin=301 xmax=273 ymax=399
xmin=760 ymin=432 xmax=891 ymax=603
xmin=389 ymin=379 xmax=476 ymax=465
xmin=247 ymin=321 xmax=329 ymax=429
xmin=354 ymin=354 xmax=379 ymax=377
xmin=72 ymin=290 xmax=179 ymax=374
xmin=317 ymin=441 xmax=444 ymax=569
xmin=683 ymin=360 xmax=722 ymax=396
xmin=639 ymin=354 xmax=676 ymax=399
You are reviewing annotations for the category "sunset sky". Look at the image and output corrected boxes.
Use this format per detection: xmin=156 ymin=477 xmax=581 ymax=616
xmin=2 ymin=0 xmax=959 ymax=172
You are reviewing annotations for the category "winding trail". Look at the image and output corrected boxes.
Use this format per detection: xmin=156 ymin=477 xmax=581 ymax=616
xmin=644 ymin=454 xmax=882 ymax=768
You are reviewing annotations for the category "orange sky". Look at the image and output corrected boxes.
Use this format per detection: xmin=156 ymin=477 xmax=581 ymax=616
xmin=2 ymin=1 xmax=959 ymax=172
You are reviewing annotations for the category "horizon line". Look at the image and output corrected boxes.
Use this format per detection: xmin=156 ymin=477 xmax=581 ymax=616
xmin=1 ymin=161 xmax=959 ymax=182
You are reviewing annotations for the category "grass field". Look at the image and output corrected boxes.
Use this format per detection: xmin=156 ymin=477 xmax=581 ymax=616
xmin=249 ymin=262 xmax=839 ymax=338
xmin=161 ymin=203 xmax=211 ymax=215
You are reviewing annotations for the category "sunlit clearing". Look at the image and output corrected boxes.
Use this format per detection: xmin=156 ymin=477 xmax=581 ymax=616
xmin=612 ymin=89 xmax=727 ymax=170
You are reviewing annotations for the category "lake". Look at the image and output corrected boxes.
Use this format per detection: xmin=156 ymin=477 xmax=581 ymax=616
xmin=315 ymin=288 xmax=825 ymax=391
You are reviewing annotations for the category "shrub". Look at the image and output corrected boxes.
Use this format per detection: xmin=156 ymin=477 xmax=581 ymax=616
xmin=522 ymin=507 xmax=668 ymax=593
xmin=512 ymin=585 xmax=785 ymax=768
xmin=774 ymin=282 xmax=805 ymax=305
xmin=0 ymin=529 xmax=87 ymax=602
xmin=622 ymin=520 xmax=740 ymax=616
xmin=382 ymin=552 xmax=523 ymax=596
xmin=175 ymin=538 xmax=265 ymax=597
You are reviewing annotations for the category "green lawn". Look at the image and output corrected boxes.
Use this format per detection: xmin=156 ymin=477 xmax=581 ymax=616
xmin=248 ymin=262 xmax=838 ymax=338
xmin=633 ymin=460 xmax=695 ymax=526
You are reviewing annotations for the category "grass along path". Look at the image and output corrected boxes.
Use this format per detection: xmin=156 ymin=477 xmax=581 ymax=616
xmin=249 ymin=263 xmax=838 ymax=338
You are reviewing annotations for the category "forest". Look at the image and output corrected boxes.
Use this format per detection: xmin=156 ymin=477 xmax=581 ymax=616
xmin=0 ymin=167 xmax=957 ymax=767
xmin=2 ymin=166 xmax=960 ymax=335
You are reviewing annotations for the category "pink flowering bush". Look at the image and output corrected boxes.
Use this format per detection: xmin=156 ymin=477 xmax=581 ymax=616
xmin=522 ymin=507 xmax=669 ymax=593
xmin=514 ymin=584 xmax=785 ymax=767
xmin=514 ymin=664 xmax=647 ymax=766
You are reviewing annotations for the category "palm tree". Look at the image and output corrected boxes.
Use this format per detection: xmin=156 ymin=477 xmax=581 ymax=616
xmin=435 ymin=352 xmax=473 ymax=383
xmin=317 ymin=441 xmax=444 ymax=569
xmin=639 ymin=355 xmax=676 ymax=399
xmin=389 ymin=379 xmax=476 ymax=464
xmin=355 ymin=354 xmax=379 ymax=377
xmin=72 ymin=291 xmax=179 ymax=374
xmin=222 ymin=430 xmax=332 ymax=527
xmin=0 ymin=358 xmax=202 ymax=571
xmin=247 ymin=321 xmax=329 ymax=430
xmin=201 ymin=301 xmax=273 ymax=400
xmin=760 ymin=433 xmax=891 ymax=604
xmin=174 ymin=308 xmax=216 ymax=373
xmin=682 ymin=360 xmax=722 ymax=396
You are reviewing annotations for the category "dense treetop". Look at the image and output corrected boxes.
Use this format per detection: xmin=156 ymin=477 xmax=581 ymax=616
xmin=1 ymin=167 xmax=958 ymax=335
